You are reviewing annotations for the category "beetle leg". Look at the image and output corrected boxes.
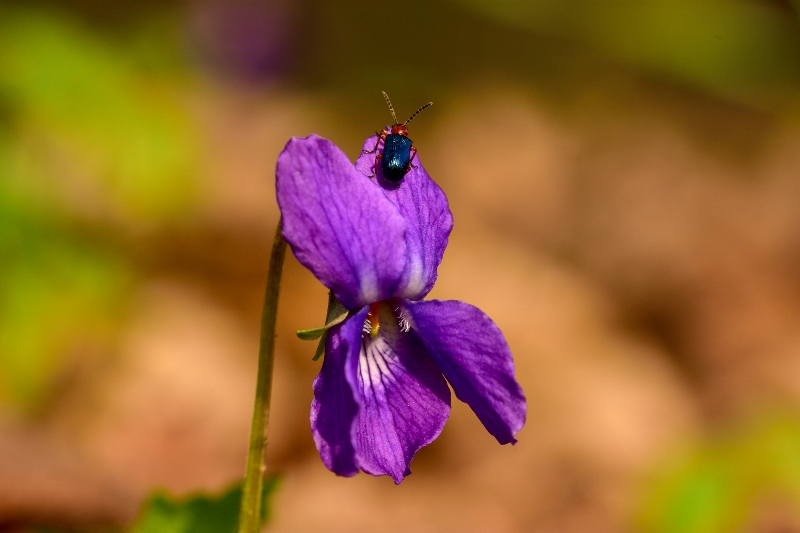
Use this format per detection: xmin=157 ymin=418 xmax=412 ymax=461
xmin=362 ymin=131 xmax=387 ymax=154
xmin=369 ymin=154 xmax=382 ymax=179
xmin=408 ymin=147 xmax=418 ymax=170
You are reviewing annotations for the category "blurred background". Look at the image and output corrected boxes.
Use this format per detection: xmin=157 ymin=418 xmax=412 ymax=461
xmin=3 ymin=0 xmax=800 ymax=531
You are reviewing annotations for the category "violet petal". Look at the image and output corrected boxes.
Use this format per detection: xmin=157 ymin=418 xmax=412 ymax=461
xmin=277 ymin=135 xmax=407 ymax=309
xmin=356 ymin=135 xmax=453 ymax=301
xmin=346 ymin=302 xmax=451 ymax=484
xmin=310 ymin=306 xmax=368 ymax=477
xmin=403 ymin=299 xmax=526 ymax=444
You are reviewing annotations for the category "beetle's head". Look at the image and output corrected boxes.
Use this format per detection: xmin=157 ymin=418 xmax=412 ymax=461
xmin=381 ymin=91 xmax=432 ymax=135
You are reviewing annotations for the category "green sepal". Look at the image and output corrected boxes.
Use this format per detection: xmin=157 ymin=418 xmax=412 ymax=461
xmin=297 ymin=291 xmax=348 ymax=361
xmin=312 ymin=332 xmax=327 ymax=362
xmin=295 ymin=312 xmax=347 ymax=340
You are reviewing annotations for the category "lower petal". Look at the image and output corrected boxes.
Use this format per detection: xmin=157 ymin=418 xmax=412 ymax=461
xmin=403 ymin=300 xmax=526 ymax=444
xmin=310 ymin=307 xmax=368 ymax=477
xmin=347 ymin=302 xmax=451 ymax=484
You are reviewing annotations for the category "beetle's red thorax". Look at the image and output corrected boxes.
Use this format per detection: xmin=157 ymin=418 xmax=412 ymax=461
xmin=390 ymin=124 xmax=409 ymax=136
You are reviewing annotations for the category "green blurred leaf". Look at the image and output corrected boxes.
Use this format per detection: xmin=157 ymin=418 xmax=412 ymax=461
xmin=637 ymin=413 xmax=800 ymax=533
xmin=0 ymin=135 xmax=133 ymax=409
xmin=0 ymin=235 xmax=132 ymax=408
xmin=131 ymin=477 xmax=280 ymax=533
xmin=455 ymin=0 xmax=800 ymax=104
xmin=0 ymin=8 xmax=201 ymax=222
xmin=33 ymin=478 xmax=280 ymax=533
xmin=0 ymin=6 xmax=202 ymax=411
xmin=641 ymin=453 xmax=745 ymax=533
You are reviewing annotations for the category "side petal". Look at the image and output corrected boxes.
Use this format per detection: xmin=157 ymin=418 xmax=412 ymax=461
xmin=356 ymin=135 xmax=453 ymax=301
xmin=310 ymin=307 xmax=368 ymax=477
xmin=277 ymin=135 xmax=407 ymax=309
xmin=347 ymin=302 xmax=451 ymax=484
xmin=403 ymin=300 xmax=526 ymax=444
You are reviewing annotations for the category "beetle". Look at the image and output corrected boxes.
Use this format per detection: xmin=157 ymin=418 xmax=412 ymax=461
xmin=363 ymin=91 xmax=432 ymax=183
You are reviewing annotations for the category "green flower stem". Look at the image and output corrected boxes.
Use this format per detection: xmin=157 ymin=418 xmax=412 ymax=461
xmin=238 ymin=218 xmax=286 ymax=533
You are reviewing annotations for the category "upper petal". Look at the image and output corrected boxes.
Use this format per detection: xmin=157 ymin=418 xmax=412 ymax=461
xmin=403 ymin=299 xmax=526 ymax=444
xmin=310 ymin=306 xmax=368 ymax=477
xmin=346 ymin=302 xmax=451 ymax=483
xmin=356 ymin=135 xmax=453 ymax=300
xmin=277 ymin=135 xmax=408 ymax=309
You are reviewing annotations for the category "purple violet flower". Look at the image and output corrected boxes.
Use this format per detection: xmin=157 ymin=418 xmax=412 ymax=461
xmin=276 ymin=133 xmax=526 ymax=484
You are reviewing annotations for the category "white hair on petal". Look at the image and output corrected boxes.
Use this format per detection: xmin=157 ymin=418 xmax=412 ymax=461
xmin=396 ymin=309 xmax=411 ymax=333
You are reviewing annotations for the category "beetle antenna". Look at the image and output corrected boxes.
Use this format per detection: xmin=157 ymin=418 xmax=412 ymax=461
xmin=382 ymin=91 xmax=398 ymax=125
xmin=404 ymin=102 xmax=433 ymax=126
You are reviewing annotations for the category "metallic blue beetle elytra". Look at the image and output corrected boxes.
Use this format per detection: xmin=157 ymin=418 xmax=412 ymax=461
xmin=363 ymin=92 xmax=433 ymax=183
